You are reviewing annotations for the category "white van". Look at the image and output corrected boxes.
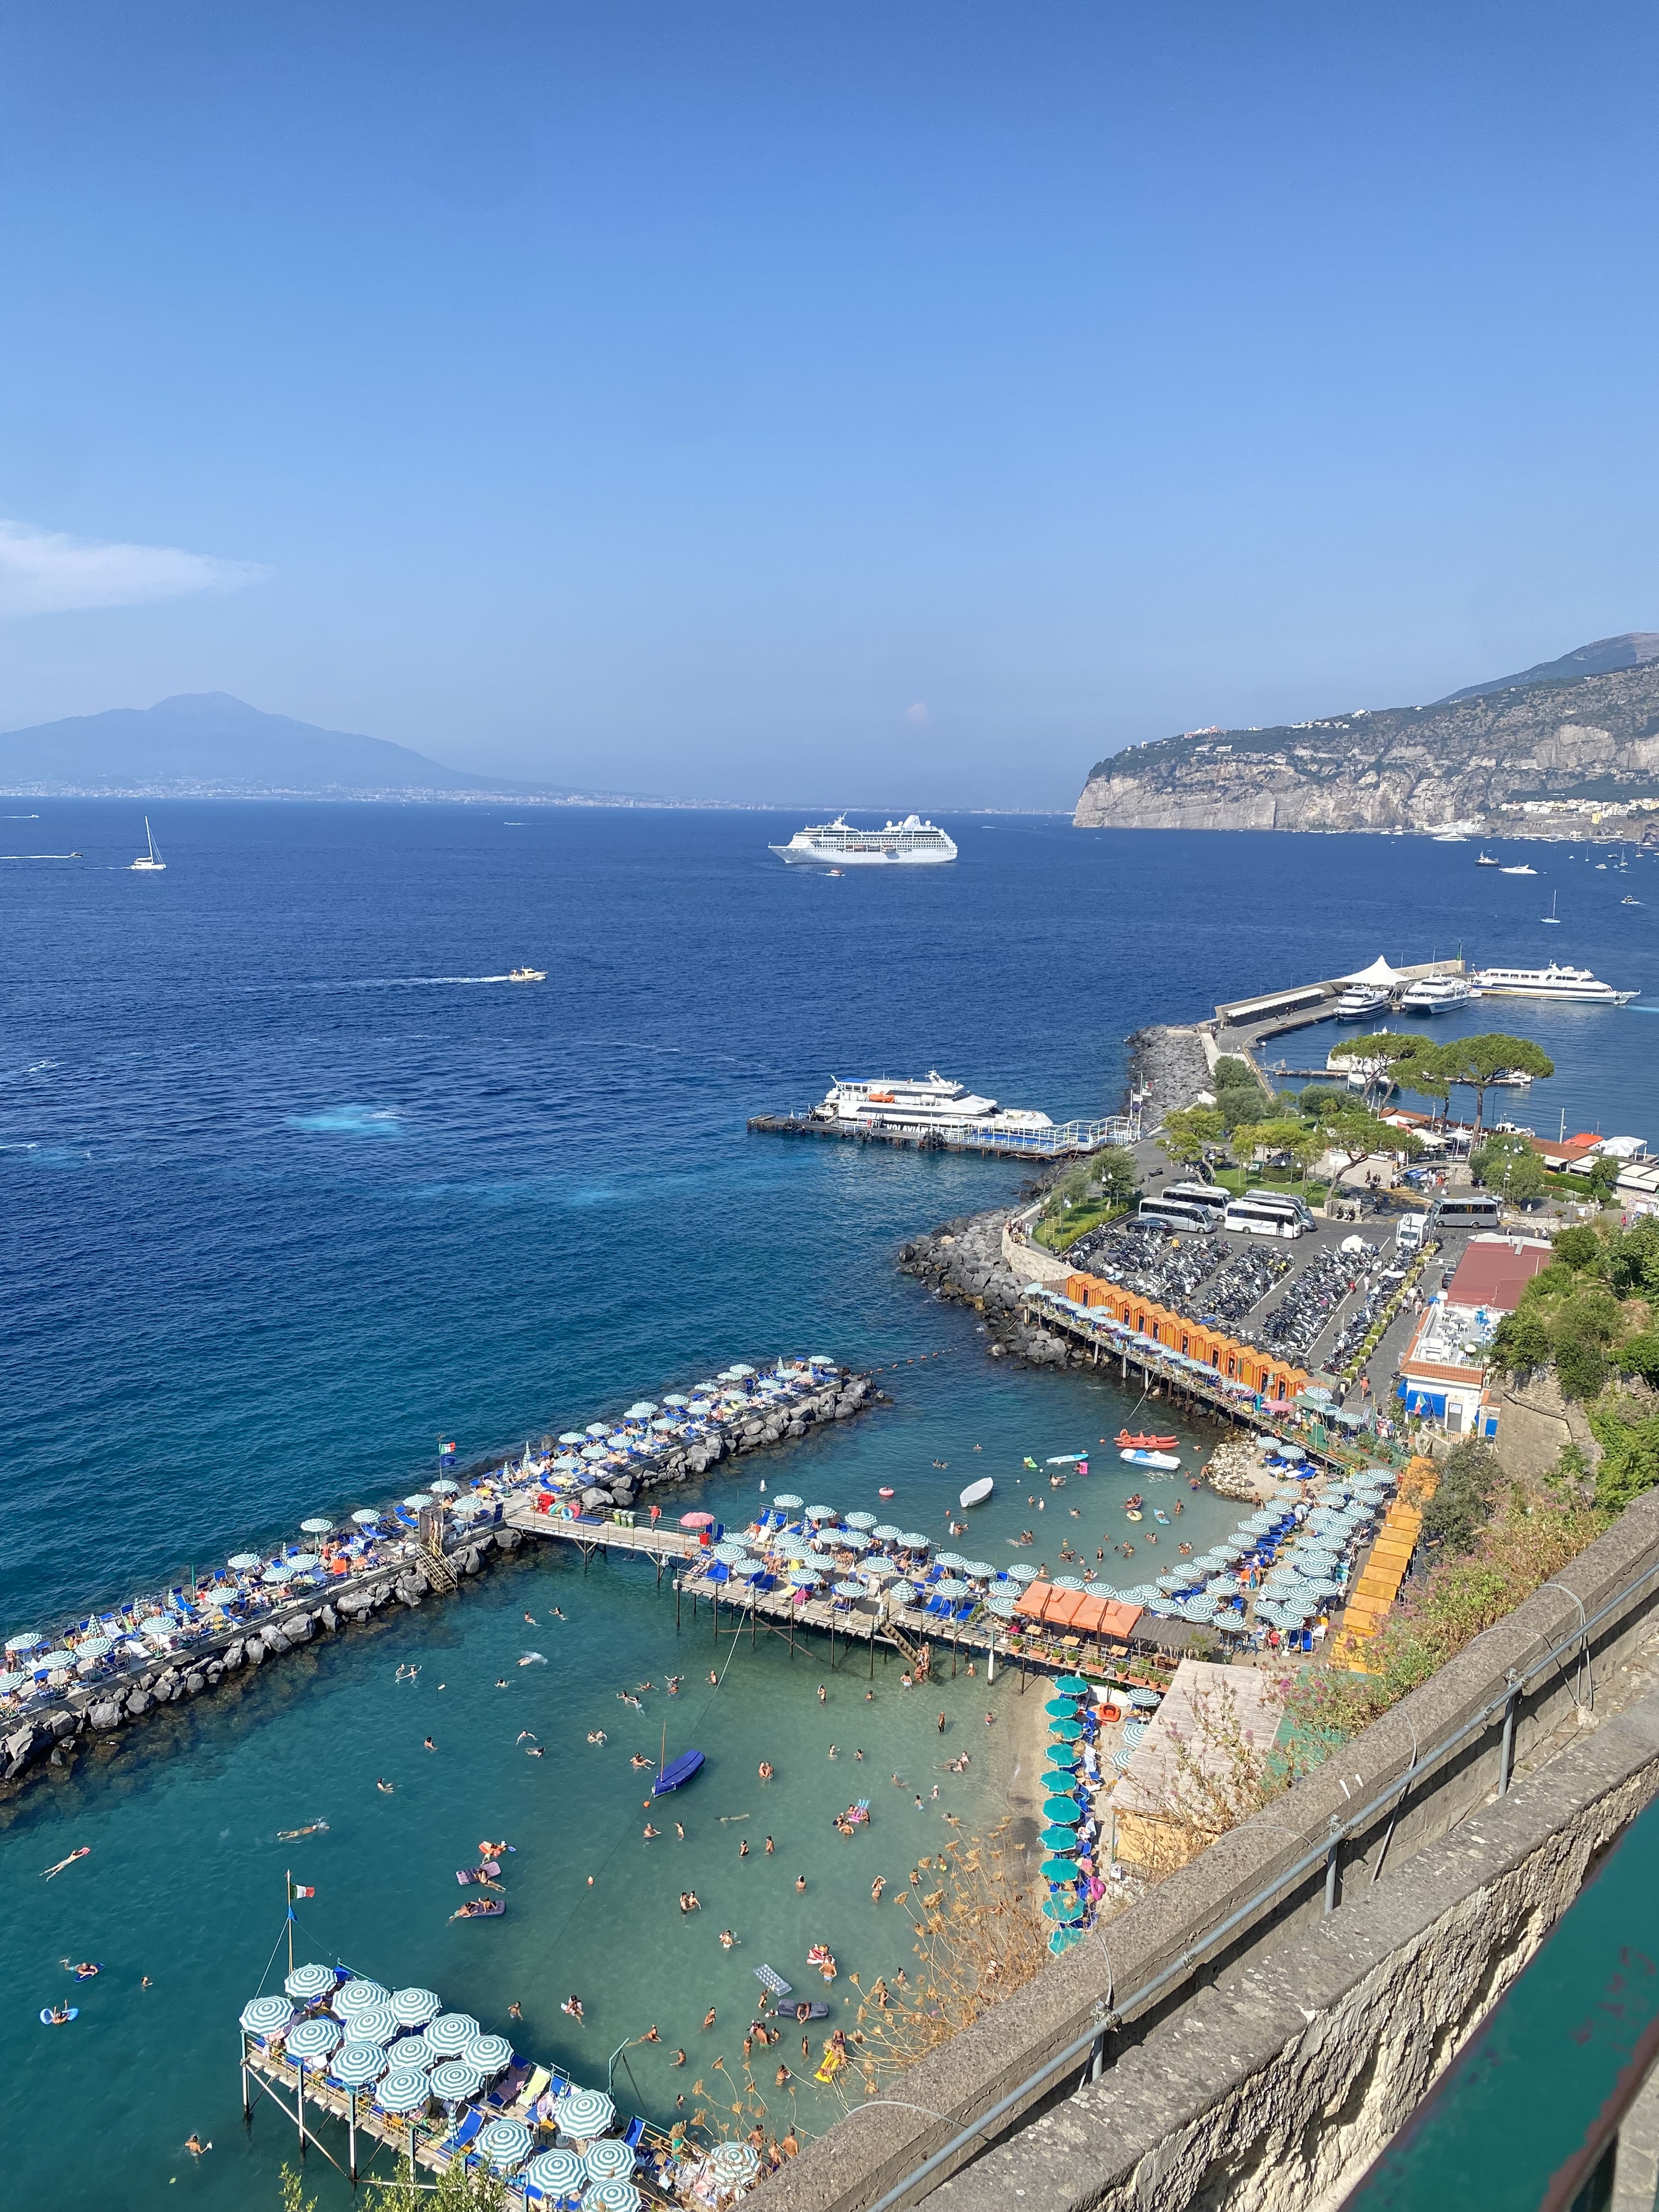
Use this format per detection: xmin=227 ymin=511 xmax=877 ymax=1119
xmin=1395 ymin=1213 xmax=1426 ymax=1254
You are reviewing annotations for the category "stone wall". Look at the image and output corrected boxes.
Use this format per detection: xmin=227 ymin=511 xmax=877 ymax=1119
xmin=749 ymin=1482 xmax=1659 ymax=2212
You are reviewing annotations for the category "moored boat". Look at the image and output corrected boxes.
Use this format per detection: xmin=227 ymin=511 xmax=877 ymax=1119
xmin=958 ymin=1476 xmax=994 ymax=1509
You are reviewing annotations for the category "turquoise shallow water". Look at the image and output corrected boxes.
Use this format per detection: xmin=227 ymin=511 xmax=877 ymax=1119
xmin=2 ymin=805 xmax=1654 ymax=2209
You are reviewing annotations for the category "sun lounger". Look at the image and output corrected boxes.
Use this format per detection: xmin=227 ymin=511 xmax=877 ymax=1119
xmin=440 ymin=2108 xmax=485 ymax=2155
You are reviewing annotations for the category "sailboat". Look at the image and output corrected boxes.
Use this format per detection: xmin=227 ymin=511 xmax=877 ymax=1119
xmin=129 ymin=818 xmax=166 ymax=872
xmin=651 ymin=1712 xmax=705 ymax=1796
xmin=1542 ymin=892 xmax=1562 ymax=926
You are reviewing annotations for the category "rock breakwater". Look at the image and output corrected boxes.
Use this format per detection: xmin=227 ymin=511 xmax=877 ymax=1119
xmin=898 ymin=1209 xmax=1082 ymax=1370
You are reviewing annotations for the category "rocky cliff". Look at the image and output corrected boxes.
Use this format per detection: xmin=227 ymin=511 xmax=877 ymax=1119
xmin=1074 ymin=646 xmax=1659 ymax=833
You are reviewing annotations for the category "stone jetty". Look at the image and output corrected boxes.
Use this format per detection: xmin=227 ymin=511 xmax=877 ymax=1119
xmin=0 ymin=1365 xmax=875 ymax=1800
xmin=898 ymin=1207 xmax=1080 ymax=1369
xmin=1124 ymin=1022 xmax=1215 ymax=1118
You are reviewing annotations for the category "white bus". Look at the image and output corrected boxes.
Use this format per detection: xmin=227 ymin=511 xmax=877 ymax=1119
xmin=1138 ymin=1193 xmax=1218 ymax=1234
xmin=1161 ymin=1181 xmax=1231 ymax=1223
xmin=1222 ymin=1193 xmax=1309 ymax=1239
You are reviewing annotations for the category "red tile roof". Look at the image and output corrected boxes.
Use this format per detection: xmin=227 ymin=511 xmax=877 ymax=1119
xmin=1444 ymin=1237 xmax=1554 ymax=1313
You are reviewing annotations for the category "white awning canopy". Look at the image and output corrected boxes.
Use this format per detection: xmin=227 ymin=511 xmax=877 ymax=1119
xmin=1340 ymin=956 xmax=1405 ymax=986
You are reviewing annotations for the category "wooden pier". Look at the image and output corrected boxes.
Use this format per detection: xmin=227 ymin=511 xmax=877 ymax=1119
xmin=503 ymin=1501 xmax=1180 ymax=1695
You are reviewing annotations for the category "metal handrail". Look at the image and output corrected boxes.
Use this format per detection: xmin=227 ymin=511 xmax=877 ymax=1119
xmin=855 ymin=1540 xmax=1659 ymax=2212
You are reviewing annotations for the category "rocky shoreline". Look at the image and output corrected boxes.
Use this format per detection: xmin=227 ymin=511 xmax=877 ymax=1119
xmin=898 ymin=1209 xmax=1082 ymax=1369
xmin=1 ymin=1370 xmax=876 ymax=1803
xmin=1124 ymin=1023 xmax=1215 ymax=1119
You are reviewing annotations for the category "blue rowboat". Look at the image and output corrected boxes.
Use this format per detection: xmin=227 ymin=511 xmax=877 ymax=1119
xmin=652 ymin=1749 xmax=706 ymax=1795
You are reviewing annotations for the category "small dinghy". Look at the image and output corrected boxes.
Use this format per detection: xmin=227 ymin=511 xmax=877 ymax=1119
xmin=958 ymin=1476 xmax=994 ymax=1509
xmin=1120 ymin=1449 xmax=1181 ymax=1471
xmin=653 ymin=1748 xmax=706 ymax=1795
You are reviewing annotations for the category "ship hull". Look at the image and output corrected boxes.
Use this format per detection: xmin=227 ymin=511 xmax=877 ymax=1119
xmin=769 ymin=844 xmax=955 ymax=865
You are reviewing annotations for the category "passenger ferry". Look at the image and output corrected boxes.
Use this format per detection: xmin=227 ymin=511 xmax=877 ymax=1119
xmin=770 ymin=815 xmax=958 ymax=866
xmin=1332 ymin=982 xmax=1391 ymax=1021
xmin=1398 ymin=972 xmax=1474 ymax=1014
xmin=812 ymin=1072 xmax=1051 ymax=1136
xmin=1469 ymin=962 xmax=1637 ymax=1006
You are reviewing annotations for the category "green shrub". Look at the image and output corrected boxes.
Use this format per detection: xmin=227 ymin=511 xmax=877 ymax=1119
xmin=1491 ymin=1307 xmax=1550 ymax=1377
xmin=1617 ymin=1334 xmax=1659 ymax=1386
xmin=1554 ymin=1335 xmax=1607 ymax=1402
xmin=1590 ymin=1404 xmax=1659 ymax=1515
xmin=1421 ymin=1440 xmax=1502 ymax=1556
xmin=1552 ymin=1224 xmax=1602 ymax=1271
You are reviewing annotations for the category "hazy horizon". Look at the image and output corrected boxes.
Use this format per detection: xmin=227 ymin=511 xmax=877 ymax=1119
xmin=3 ymin=3 xmax=1657 ymax=810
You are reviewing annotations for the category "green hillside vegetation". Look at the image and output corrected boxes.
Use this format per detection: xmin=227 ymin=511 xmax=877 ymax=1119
xmin=1490 ymin=1215 xmax=1659 ymax=1405
xmin=1033 ymin=1145 xmax=1140 ymax=1251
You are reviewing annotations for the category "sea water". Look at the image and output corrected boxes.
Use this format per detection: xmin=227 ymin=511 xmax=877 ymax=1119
xmin=1 ymin=805 xmax=1654 ymax=2209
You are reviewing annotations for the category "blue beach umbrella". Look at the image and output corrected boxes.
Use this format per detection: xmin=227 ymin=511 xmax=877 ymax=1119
xmin=428 ymin=2058 xmax=488 ymax=2103
xmin=1042 ymin=1799 xmax=1082 ymax=1826
xmin=240 ymin=1996 xmax=294 ymax=2039
xmin=1039 ymin=1827 xmax=1079 ymax=1853
xmin=425 ymin=2012 xmax=481 ymax=2053
xmin=1042 ymin=1895 xmax=1084 ymax=1923
xmin=376 ymin=2067 xmax=432 ymax=2115
xmin=584 ymin=2185 xmax=643 ymax=2212
xmin=1049 ymin=1719 xmax=1083 ymax=1742
xmin=332 ymin=2042 xmax=388 ymax=2089
xmin=557 ymin=2087 xmax=616 ymax=2137
xmin=525 ymin=2149 xmax=585 ymax=2198
xmin=478 ymin=2117 xmax=534 ymax=2171
xmin=284 ymin=1963 xmax=337 ymax=2005
xmin=286 ymin=2017 xmax=341 ymax=2066
xmin=1054 ymin=1675 xmax=1091 ymax=1693
xmin=1043 ymin=1696 xmax=1077 ymax=1718
xmin=1040 ymin=1857 xmax=1080 ymax=1882
xmin=583 ymin=2140 xmax=637 ymax=2181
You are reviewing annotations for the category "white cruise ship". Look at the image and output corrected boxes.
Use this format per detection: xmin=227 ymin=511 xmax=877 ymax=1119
xmin=1471 ymin=962 xmax=1637 ymax=1007
xmin=1399 ymin=972 xmax=1475 ymax=1014
xmin=770 ymin=814 xmax=958 ymax=866
xmin=814 ymin=1073 xmax=1052 ymax=1136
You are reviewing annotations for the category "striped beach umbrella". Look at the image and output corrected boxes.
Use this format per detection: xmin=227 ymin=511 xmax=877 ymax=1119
xmin=899 ymin=1533 xmax=930 ymax=1551
xmin=332 ymin=2041 xmax=389 ymax=2088
xmin=465 ymin=2033 xmax=514 ymax=2076
xmin=935 ymin=1578 xmax=970 ymax=1599
xmin=376 ymin=2067 xmax=432 ymax=2115
xmin=986 ymin=1596 xmax=1017 ymax=1619
xmin=391 ymin=1987 xmax=440 ymax=2028
xmin=286 ymin=2017 xmax=341 ymax=2066
xmin=871 ymin=1523 xmax=902 ymax=1541
xmin=351 ymin=1510 xmax=381 ymax=1526
xmin=300 ymin=1518 xmax=334 ymax=1535
xmin=525 ymin=2148 xmax=585 ymax=2197
xmin=889 ymin=1581 xmax=917 ymax=1605
xmin=709 ymin=2140 xmax=760 ymax=2181
xmin=583 ymin=2185 xmax=642 ymax=2212
xmin=286 ymin=1555 xmax=321 ymax=1573
xmin=788 ymin=1568 xmax=821 ymax=1588
xmin=388 ymin=2035 xmax=435 ymax=2070
xmin=430 ymin=1478 xmax=459 ymax=1496
xmin=583 ymin=2139 xmax=636 ymax=2181
xmin=74 ymin=1635 xmax=114 ymax=1660
xmin=1039 ymin=1827 xmax=1079 ymax=1853
xmin=428 ymin=2058 xmax=488 ymax=2103
xmin=844 ymin=1511 xmax=878 ymax=1531
xmin=935 ymin=1551 xmax=967 ymax=1570
xmin=241 ymin=1995 xmax=295 ymax=2039
xmin=839 ymin=1530 xmax=872 ymax=1551
xmin=833 ymin=1581 xmax=866 ymax=1600
xmin=262 ymin=1564 xmax=296 ymax=1584
xmin=347 ymin=2004 xmax=401 ymax=2046
xmin=425 ymin=2011 xmax=481 ymax=2053
xmin=1051 ymin=1576 xmax=1088 ymax=1593
xmin=228 ymin=1553 xmax=262 ymax=1569
xmin=1129 ymin=1690 xmax=1160 ymax=1709
xmin=805 ymin=1505 xmax=838 ymax=1523
xmin=4 ymin=1632 xmax=43 ymax=1652
xmin=336 ymin=1979 xmax=391 ymax=2018
xmin=772 ymin=1494 xmax=804 ymax=1510
xmin=478 ymin=2117 xmax=534 ymax=2171
xmin=284 ymin=1962 xmax=338 ymax=2005
xmin=556 ymin=2087 xmax=615 ymax=2137
xmin=1006 ymin=1564 xmax=1039 ymax=1584
xmin=711 ymin=1542 xmax=749 ymax=1564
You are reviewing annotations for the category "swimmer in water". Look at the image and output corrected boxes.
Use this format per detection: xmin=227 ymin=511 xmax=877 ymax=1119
xmin=376 ymin=1778 xmax=394 ymax=1793
xmin=276 ymin=1821 xmax=329 ymax=1841
xmin=40 ymin=1847 xmax=91 ymax=1880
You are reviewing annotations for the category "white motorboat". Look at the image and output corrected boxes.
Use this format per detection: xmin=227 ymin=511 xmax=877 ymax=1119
xmin=129 ymin=817 xmax=166 ymax=872
xmin=1119 ymin=1448 xmax=1181 ymax=1471
xmin=1499 ymin=864 xmax=1537 ymax=876
xmin=770 ymin=814 xmax=957 ymax=866
xmin=1475 ymin=852 xmax=1501 ymax=867
xmin=958 ymin=1476 xmax=994 ymax=1509
xmin=507 ymin=966 xmax=546 ymax=981
xmin=813 ymin=1073 xmax=1052 ymax=1137
xmin=1470 ymin=962 xmax=1637 ymax=1007
xmin=1398 ymin=973 xmax=1474 ymax=1014
xmin=1333 ymin=983 xmax=1391 ymax=1021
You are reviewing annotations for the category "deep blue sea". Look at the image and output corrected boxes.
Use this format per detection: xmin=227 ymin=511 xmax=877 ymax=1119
xmin=1 ymin=804 xmax=1654 ymax=2211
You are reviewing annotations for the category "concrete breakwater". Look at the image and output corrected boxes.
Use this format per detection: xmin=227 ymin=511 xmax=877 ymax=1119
xmin=1124 ymin=1022 xmax=1216 ymax=1119
xmin=0 ymin=1363 xmax=876 ymax=1801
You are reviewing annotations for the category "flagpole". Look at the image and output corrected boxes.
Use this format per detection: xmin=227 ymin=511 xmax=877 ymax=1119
xmin=286 ymin=1867 xmax=294 ymax=1977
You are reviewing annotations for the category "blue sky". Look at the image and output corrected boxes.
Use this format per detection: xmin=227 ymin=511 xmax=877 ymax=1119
xmin=1 ymin=1 xmax=1656 ymax=807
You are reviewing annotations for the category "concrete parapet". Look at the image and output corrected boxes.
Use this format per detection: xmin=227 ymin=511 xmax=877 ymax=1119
xmin=753 ymin=1483 xmax=1659 ymax=2212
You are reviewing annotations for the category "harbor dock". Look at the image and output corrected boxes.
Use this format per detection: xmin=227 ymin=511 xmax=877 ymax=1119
xmin=747 ymin=1110 xmax=1138 ymax=1161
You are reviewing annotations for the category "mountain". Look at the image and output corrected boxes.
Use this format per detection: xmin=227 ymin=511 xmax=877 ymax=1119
xmin=1439 ymin=631 xmax=1659 ymax=703
xmin=0 ymin=692 xmax=533 ymax=798
xmin=1073 ymin=640 xmax=1659 ymax=834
